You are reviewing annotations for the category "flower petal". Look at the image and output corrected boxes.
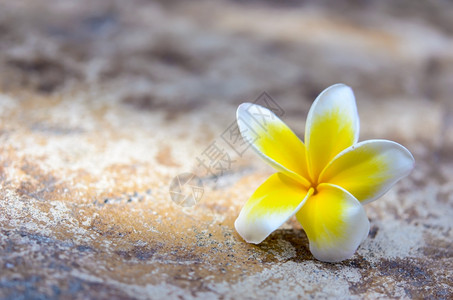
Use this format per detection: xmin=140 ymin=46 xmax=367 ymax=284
xmin=319 ymin=139 xmax=415 ymax=204
xmin=296 ymin=183 xmax=370 ymax=262
xmin=237 ymin=103 xmax=310 ymax=186
xmin=305 ymin=84 xmax=359 ymax=180
xmin=235 ymin=172 xmax=313 ymax=244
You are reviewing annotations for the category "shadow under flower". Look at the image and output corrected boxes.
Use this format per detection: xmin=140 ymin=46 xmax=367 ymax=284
xmin=255 ymin=228 xmax=313 ymax=263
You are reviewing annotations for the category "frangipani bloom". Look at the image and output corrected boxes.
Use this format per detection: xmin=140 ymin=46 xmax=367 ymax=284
xmin=235 ymin=84 xmax=415 ymax=262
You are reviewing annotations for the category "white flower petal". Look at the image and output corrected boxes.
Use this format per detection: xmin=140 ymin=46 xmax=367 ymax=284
xmin=296 ymin=183 xmax=370 ymax=262
xmin=235 ymin=172 xmax=312 ymax=244
xmin=305 ymin=84 xmax=360 ymax=180
xmin=237 ymin=103 xmax=311 ymax=186
xmin=319 ymin=139 xmax=415 ymax=204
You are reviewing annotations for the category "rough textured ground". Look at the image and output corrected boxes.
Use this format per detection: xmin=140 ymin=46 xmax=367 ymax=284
xmin=0 ymin=0 xmax=452 ymax=299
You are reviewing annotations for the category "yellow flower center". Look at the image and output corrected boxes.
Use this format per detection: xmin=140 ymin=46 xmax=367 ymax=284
xmin=308 ymin=175 xmax=320 ymax=195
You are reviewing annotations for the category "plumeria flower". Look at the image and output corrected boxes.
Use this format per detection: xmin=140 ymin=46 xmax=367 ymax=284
xmin=235 ymin=84 xmax=415 ymax=262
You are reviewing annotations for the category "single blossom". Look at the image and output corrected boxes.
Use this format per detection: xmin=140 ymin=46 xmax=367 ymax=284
xmin=235 ymin=84 xmax=415 ymax=262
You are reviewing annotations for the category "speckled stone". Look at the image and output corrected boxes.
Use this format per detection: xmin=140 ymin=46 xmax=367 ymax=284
xmin=0 ymin=0 xmax=452 ymax=299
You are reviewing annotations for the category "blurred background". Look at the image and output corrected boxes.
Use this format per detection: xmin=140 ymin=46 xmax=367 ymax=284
xmin=0 ymin=0 xmax=452 ymax=299
xmin=1 ymin=0 xmax=452 ymax=152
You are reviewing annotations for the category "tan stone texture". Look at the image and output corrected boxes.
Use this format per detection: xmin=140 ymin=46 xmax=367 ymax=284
xmin=0 ymin=0 xmax=452 ymax=299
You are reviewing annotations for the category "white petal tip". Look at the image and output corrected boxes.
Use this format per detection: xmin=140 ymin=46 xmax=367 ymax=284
xmin=321 ymin=84 xmax=354 ymax=100
xmin=310 ymin=246 xmax=356 ymax=263
xmin=234 ymin=217 xmax=266 ymax=244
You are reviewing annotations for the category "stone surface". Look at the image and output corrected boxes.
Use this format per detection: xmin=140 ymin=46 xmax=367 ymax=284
xmin=0 ymin=0 xmax=452 ymax=299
